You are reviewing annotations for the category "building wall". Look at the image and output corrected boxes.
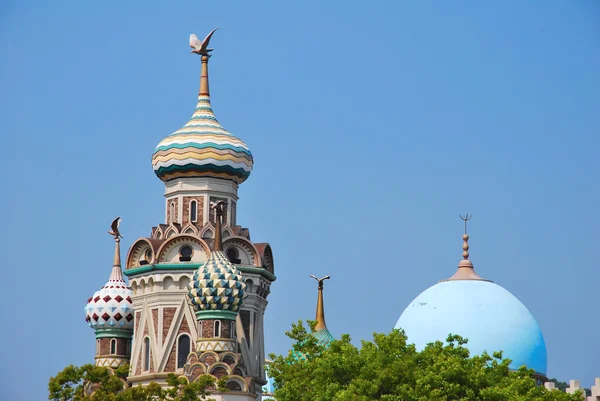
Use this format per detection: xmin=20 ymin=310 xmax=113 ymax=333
xmin=128 ymin=272 xmax=198 ymax=384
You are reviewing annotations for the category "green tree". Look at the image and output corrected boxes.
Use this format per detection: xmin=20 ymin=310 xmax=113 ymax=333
xmin=268 ymin=321 xmax=585 ymax=401
xmin=48 ymin=364 xmax=228 ymax=401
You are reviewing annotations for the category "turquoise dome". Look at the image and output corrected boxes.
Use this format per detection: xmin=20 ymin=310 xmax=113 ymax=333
xmin=395 ymin=280 xmax=547 ymax=375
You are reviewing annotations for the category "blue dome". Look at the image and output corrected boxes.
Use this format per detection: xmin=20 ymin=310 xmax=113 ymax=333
xmin=395 ymin=280 xmax=547 ymax=375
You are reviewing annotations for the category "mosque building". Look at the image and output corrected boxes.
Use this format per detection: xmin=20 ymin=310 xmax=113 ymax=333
xmin=82 ymin=30 xmax=598 ymax=400
xmin=85 ymin=29 xmax=275 ymax=400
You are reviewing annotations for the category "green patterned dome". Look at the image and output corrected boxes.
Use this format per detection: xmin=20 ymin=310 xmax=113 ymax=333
xmin=313 ymin=327 xmax=335 ymax=347
xmin=292 ymin=327 xmax=335 ymax=362
xmin=187 ymin=250 xmax=247 ymax=313
xmin=292 ymin=275 xmax=336 ymax=361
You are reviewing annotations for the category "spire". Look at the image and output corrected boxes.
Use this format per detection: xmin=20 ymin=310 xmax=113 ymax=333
xmin=199 ymin=55 xmax=210 ymax=96
xmin=461 ymin=213 xmax=471 ymax=260
xmin=109 ymin=238 xmax=125 ymax=282
xmin=190 ymin=29 xmax=218 ymax=97
xmin=441 ymin=214 xmax=490 ymax=282
xmin=310 ymin=275 xmax=331 ymax=331
xmin=211 ymin=200 xmax=225 ymax=251
xmin=108 ymin=217 xmax=125 ymax=282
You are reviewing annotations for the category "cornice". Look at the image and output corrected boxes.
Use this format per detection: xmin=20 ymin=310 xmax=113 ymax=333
xmin=125 ymin=263 xmax=277 ymax=281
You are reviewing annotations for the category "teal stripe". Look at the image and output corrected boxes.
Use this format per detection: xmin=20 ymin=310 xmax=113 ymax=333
xmin=154 ymin=162 xmax=252 ymax=177
xmin=154 ymin=142 xmax=253 ymax=156
xmin=188 ymin=115 xmax=217 ymax=121
xmin=123 ymin=263 xmax=276 ymax=281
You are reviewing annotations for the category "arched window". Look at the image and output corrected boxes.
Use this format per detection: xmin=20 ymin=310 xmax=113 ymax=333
xmin=214 ymin=320 xmax=221 ymax=338
xmin=144 ymin=337 xmax=150 ymax=371
xmin=226 ymin=247 xmax=240 ymax=264
xmin=96 ymin=339 xmax=100 ymax=355
xmin=177 ymin=334 xmax=191 ymax=369
xmin=179 ymin=245 xmax=193 ymax=262
xmin=125 ymin=339 xmax=131 ymax=356
xmin=190 ymin=200 xmax=197 ymax=223
xmin=110 ymin=338 xmax=117 ymax=355
xmin=140 ymin=248 xmax=152 ymax=265
xmin=170 ymin=202 xmax=176 ymax=224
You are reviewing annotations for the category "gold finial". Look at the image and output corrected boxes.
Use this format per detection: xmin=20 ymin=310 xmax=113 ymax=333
xmin=441 ymin=214 xmax=490 ymax=282
xmin=460 ymin=213 xmax=472 ymax=260
xmin=108 ymin=217 xmax=125 ymax=281
xmin=189 ymin=29 xmax=218 ymax=96
xmin=310 ymin=275 xmax=330 ymax=331
xmin=210 ymin=200 xmax=226 ymax=251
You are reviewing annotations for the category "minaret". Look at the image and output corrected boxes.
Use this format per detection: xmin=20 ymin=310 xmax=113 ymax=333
xmin=85 ymin=217 xmax=135 ymax=368
xmin=124 ymin=30 xmax=276 ymax=394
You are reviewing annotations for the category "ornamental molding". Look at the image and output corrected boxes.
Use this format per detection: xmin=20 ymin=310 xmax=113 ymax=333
xmin=156 ymin=235 xmax=211 ymax=263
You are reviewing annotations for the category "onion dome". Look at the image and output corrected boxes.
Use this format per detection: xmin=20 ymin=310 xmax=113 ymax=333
xmin=311 ymin=275 xmax=335 ymax=347
xmin=187 ymin=201 xmax=247 ymax=318
xmin=293 ymin=275 xmax=335 ymax=361
xmin=85 ymin=219 xmax=134 ymax=332
xmin=395 ymin=216 xmax=547 ymax=376
xmin=151 ymin=33 xmax=253 ymax=184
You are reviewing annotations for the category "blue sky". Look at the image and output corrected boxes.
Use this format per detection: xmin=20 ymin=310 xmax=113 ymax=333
xmin=1 ymin=1 xmax=598 ymax=399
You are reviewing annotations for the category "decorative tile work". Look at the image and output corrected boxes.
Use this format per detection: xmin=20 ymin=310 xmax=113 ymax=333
xmin=292 ymin=328 xmax=335 ymax=362
xmin=85 ymin=276 xmax=134 ymax=331
xmin=195 ymin=339 xmax=236 ymax=352
xmin=95 ymin=356 xmax=129 ymax=368
xmin=152 ymin=95 xmax=253 ymax=184
xmin=186 ymin=250 xmax=247 ymax=312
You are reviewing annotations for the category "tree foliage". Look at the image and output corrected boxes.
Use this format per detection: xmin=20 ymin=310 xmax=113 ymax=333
xmin=267 ymin=321 xmax=585 ymax=401
xmin=48 ymin=364 xmax=228 ymax=401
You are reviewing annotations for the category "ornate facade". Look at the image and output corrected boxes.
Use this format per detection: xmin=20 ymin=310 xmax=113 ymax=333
xmin=85 ymin=30 xmax=275 ymax=400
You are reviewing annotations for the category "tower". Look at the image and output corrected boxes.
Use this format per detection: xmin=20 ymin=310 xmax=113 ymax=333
xmin=123 ymin=30 xmax=275 ymax=396
xmin=85 ymin=217 xmax=135 ymax=368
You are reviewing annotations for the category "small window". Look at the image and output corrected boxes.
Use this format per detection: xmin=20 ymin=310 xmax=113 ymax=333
xmin=125 ymin=340 xmax=131 ymax=356
xmin=231 ymin=321 xmax=236 ymax=339
xmin=214 ymin=320 xmax=221 ymax=338
xmin=140 ymin=248 xmax=152 ymax=265
xmin=110 ymin=338 xmax=117 ymax=355
xmin=179 ymin=245 xmax=193 ymax=262
xmin=231 ymin=201 xmax=236 ymax=226
xmin=177 ymin=335 xmax=191 ymax=369
xmin=226 ymin=247 xmax=241 ymax=264
xmin=144 ymin=337 xmax=150 ymax=371
xmin=96 ymin=339 xmax=100 ymax=355
xmin=190 ymin=200 xmax=198 ymax=223
xmin=170 ymin=202 xmax=176 ymax=224
xmin=199 ymin=321 xmax=203 ymax=338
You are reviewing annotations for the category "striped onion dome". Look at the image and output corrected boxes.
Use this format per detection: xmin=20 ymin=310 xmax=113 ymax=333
xmin=187 ymin=250 xmax=247 ymax=313
xmin=151 ymin=54 xmax=253 ymax=184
